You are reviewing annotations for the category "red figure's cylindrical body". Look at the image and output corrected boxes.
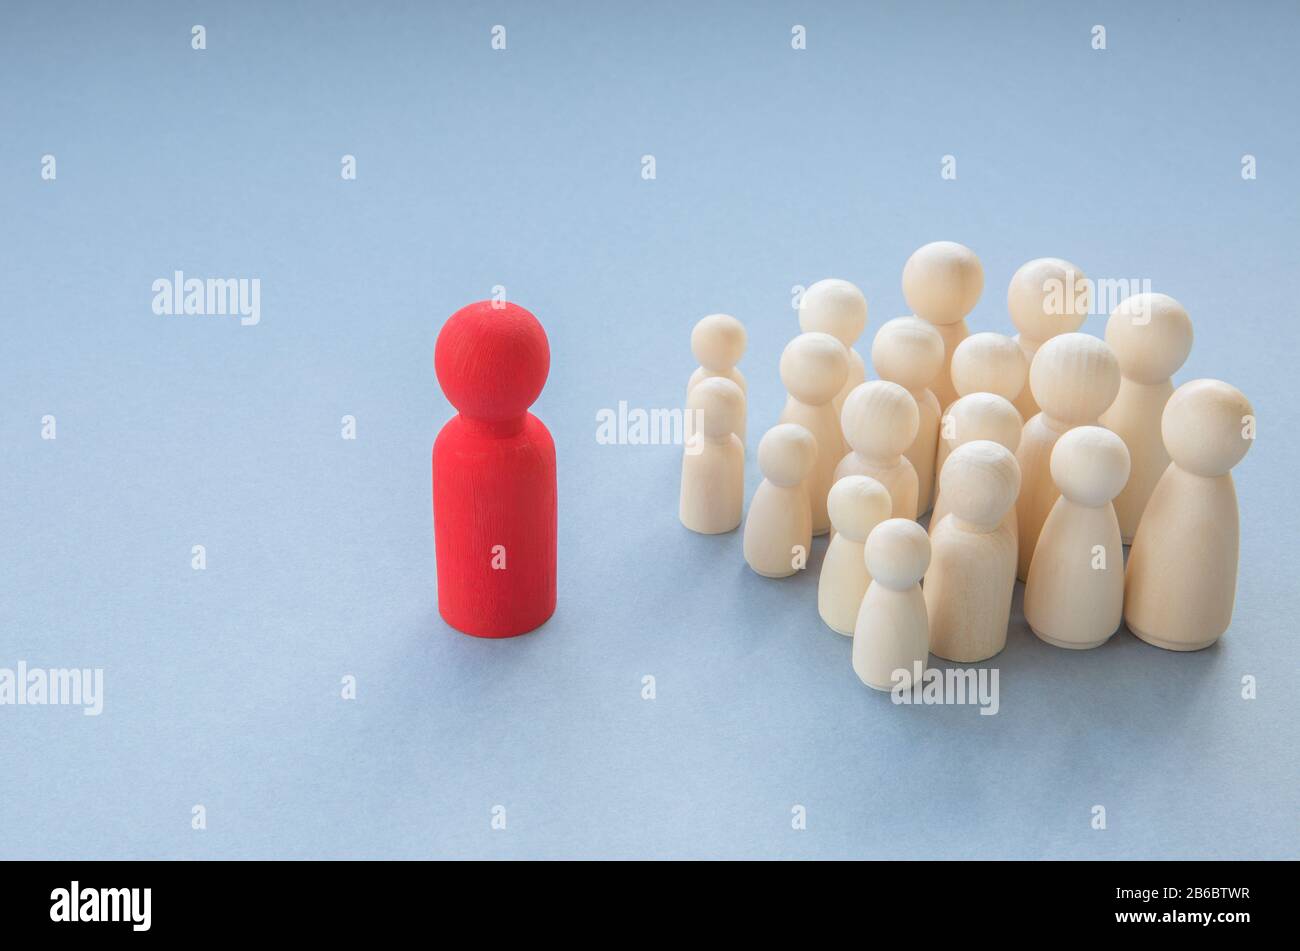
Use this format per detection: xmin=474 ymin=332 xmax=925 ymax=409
xmin=432 ymin=301 xmax=557 ymax=637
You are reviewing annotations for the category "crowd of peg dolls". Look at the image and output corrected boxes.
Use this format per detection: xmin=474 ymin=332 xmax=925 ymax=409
xmin=679 ymin=241 xmax=1255 ymax=691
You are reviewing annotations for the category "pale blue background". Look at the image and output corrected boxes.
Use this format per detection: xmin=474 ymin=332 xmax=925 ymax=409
xmin=2 ymin=0 xmax=1297 ymax=859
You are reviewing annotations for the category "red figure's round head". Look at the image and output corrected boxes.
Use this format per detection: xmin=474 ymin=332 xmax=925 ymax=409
xmin=435 ymin=301 xmax=550 ymax=421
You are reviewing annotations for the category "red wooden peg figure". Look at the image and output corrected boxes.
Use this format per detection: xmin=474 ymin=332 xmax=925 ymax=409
xmin=433 ymin=301 xmax=556 ymax=637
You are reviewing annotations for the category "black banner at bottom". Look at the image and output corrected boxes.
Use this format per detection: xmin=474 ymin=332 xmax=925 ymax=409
xmin=0 ymin=860 xmax=1285 ymax=937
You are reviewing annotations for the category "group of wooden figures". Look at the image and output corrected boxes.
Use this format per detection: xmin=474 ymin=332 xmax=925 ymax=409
xmin=679 ymin=241 xmax=1254 ymax=690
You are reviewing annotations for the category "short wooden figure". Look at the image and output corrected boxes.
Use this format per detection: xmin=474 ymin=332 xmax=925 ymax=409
xmin=1099 ymin=293 xmax=1194 ymax=542
xmin=799 ymin=278 xmax=868 ymax=416
xmin=871 ymin=316 xmax=944 ymax=515
xmin=925 ymin=441 xmax=1020 ymax=663
xmin=1015 ymin=332 xmax=1120 ymax=581
xmin=853 ymin=519 xmax=931 ymax=691
xmin=433 ymin=301 xmax=556 ymax=638
xmin=1024 ymin=426 xmax=1130 ymax=649
xmin=778 ymin=332 xmax=849 ymax=535
xmin=818 ymin=475 xmax=893 ymax=635
xmin=901 ymin=240 xmax=984 ymax=410
xmin=1007 ymin=257 xmax=1090 ymax=421
xmin=835 ymin=381 xmax=920 ymax=520
xmin=687 ymin=313 xmax=748 ymax=443
xmin=1125 ymin=379 xmax=1254 ymax=651
xmin=679 ymin=377 xmax=745 ymax=534
xmin=743 ymin=423 xmax=817 ymax=578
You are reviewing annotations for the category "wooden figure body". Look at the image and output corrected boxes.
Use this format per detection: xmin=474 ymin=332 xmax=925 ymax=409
xmin=679 ymin=377 xmax=745 ymax=534
xmin=871 ymin=316 xmax=944 ymax=515
xmin=743 ymin=424 xmax=817 ymax=578
xmin=924 ymin=441 xmax=1020 ymax=663
xmin=1125 ymin=380 xmax=1254 ymax=651
xmin=835 ymin=381 xmax=920 ymax=520
xmin=902 ymin=240 xmax=984 ymax=410
xmin=1098 ymin=293 xmax=1194 ymax=543
xmin=930 ymin=391 xmax=1022 ymax=542
xmin=778 ymin=332 xmax=849 ymax=535
xmin=433 ymin=301 xmax=556 ymax=638
xmin=1015 ymin=332 xmax=1120 ymax=581
xmin=686 ymin=314 xmax=748 ymax=444
xmin=1024 ymin=426 xmax=1130 ymax=649
xmin=818 ymin=475 xmax=893 ymax=635
xmin=799 ymin=278 xmax=868 ymax=418
xmin=853 ymin=519 xmax=931 ymax=691
xmin=1007 ymin=257 xmax=1091 ymax=421
xmin=935 ymin=332 xmax=1027 ymax=480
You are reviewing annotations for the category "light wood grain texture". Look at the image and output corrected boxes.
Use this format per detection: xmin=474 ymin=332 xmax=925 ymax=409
xmin=679 ymin=377 xmax=746 ymax=534
xmin=902 ymin=240 xmax=983 ymax=410
xmin=686 ymin=313 xmax=748 ymax=444
xmin=1125 ymin=379 xmax=1253 ymax=650
xmin=925 ymin=441 xmax=1020 ymax=663
xmin=743 ymin=423 xmax=817 ymax=578
xmin=799 ymin=278 xmax=868 ymax=419
xmin=1098 ymin=293 xmax=1194 ymax=543
xmin=777 ymin=332 xmax=849 ymax=536
xmin=835 ymin=381 xmax=920 ymax=520
xmin=1024 ymin=426 xmax=1130 ymax=649
xmin=853 ymin=519 xmax=931 ymax=691
xmin=1007 ymin=257 xmax=1090 ymax=421
xmin=1016 ymin=332 xmax=1120 ymax=581
xmin=871 ymin=316 xmax=944 ymax=516
xmin=818 ymin=475 xmax=893 ymax=635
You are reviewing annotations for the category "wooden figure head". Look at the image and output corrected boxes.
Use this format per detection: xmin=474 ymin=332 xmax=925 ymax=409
xmin=1007 ymin=257 xmax=1090 ymax=343
xmin=798 ymin=278 xmax=868 ymax=348
xmin=691 ymin=313 xmax=747 ymax=372
xmin=951 ymin=332 xmax=1027 ymax=401
xmin=941 ymin=440 xmax=1021 ymax=530
xmin=1162 ymin=379 xmax=1254 ymax=478
xmin=688 ymin=377 xmax=745 ymax=440
xmin=779 ymin=332 xmax=848 ymax=405
xmin=1028 ymin=332 xmax=1121 ymax=425
xmin=827 ymin=475 xmax=893 ymax=543
xmin=434 ymin=300 xmax=550 ymax=423
xmin=1051 ymin=425 xmax=1131 ymax=507
xmin=902 ymin=240 xmax=984 ymax=326
xmin=866 ymin=518 xmax=932 ymax=589
xmin=1104 ymin=293 xmax=1194 ymax=385
xmin=841 ymin=380 xmax=919 ymax=461
xmin=871 ymin=316 xmax=944 ymax=391
xmin=758 ymin=423 xmax=818 ymax=487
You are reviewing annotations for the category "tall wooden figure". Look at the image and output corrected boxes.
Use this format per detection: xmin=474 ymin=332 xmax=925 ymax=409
xmin=1125 ymin=379 xmax=1254 ymax=651
xmin=1099 ymin=293 xmax=1193 ymax=543
xmin=433 ymin=301 xmax=556 ymax=638
xmin=1024 ymin=426 xmax=1130 ymax=649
